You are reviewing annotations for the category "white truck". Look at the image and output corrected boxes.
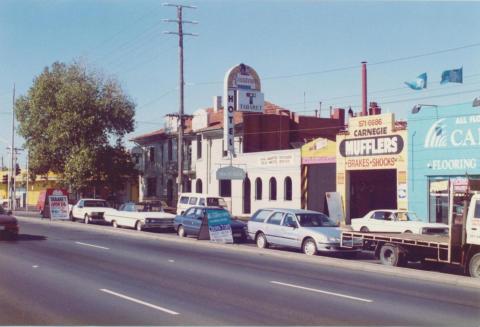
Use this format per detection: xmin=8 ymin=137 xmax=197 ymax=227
xmin=341 ymin=181 xmax=480 ymax=278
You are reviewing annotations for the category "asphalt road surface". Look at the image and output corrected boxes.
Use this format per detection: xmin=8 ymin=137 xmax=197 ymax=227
xmin=0 ymin=217 xmax=479 ymax=326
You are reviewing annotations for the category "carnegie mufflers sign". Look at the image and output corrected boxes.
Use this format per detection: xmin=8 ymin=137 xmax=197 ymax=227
xmin=339 ymin=135 xmax=404 ymax=157
xmin=336 ymin=113 xmax=407 ymax=170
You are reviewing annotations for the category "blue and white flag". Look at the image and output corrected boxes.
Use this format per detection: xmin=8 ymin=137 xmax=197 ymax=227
xmin=404 ymin=73 xmax=427 ymax=90
xmin=440 ymin=67 xmax=463 ymax=84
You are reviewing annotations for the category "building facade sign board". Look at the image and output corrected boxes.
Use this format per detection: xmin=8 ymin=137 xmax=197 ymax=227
xmin=216 ymin=166 xmax=246 ymax=180
xmin=301 ymin=138 xmax=336 ymax=164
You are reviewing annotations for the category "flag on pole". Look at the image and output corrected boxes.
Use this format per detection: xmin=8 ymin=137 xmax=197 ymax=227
xmin=440 ymin=67 xmax=463 ymax=84
xmin=404 ymin=73 xmax=427 ymax=90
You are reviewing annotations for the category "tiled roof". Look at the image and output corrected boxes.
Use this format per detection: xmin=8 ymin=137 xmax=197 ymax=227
xmin=130 ymin=128 xmax=166 ymax=142
xmin=132 ymin=101 xmax=293 ymax=139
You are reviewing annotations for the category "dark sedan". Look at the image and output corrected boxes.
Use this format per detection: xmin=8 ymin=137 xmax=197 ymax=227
xmin=174 ymin=206 xmax=247 ymax=242
xmin=0 ymin=206 xmax=19 ymax=239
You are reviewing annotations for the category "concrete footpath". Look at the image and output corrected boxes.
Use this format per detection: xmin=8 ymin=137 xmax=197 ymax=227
xmin=13 ymin=212 xmax=480 ymax=290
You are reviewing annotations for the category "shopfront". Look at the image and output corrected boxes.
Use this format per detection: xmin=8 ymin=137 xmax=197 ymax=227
xmin=336 ymin=113 xmax=408 ymax=224
xmin=408 ymin=102 xmax=480 ymax=224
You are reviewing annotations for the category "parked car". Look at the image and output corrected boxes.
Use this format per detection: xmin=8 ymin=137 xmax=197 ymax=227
xmin=0 ymin=206 xmax=18 ymax=239
xmin=70 ymin=198 xmax=113 ymax=224
xmin=104 ymin=202 xmax=175 ymax=231
xmin=174 ymin=206 xmax=247 ymax=242
xmin=248 ymin=208 xmax=358 ymax=256
xmin=177 ymin=193 xmax=228 ymax=215
xmin=350 ymin=209 xmax=449 ymax=234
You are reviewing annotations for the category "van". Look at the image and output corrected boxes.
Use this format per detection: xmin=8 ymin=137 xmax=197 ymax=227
xmin=176 ymin=193 xmax=228 ymax=215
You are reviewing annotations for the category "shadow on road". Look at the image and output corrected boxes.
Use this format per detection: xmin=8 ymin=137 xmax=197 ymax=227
xmin=0 ymin=234 xmax=47 ymax=242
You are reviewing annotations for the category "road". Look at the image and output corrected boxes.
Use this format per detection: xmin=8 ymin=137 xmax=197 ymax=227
xmin=0 ymin=217 xmax=479 ymax=326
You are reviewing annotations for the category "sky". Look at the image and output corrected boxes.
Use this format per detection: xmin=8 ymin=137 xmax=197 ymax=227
xmin=0 ymin=0 xmax=479 ymax=168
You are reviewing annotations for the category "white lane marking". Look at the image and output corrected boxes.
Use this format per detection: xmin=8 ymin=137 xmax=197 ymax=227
xmin=75 ymin=241 xmax=110 ymax=250
xmin=100 ymin=289 xmax=179 ymax=315
xmin=32 ymin=265 xmax=39 ymax=269
xmin=270 ymin=281 xmax=373 ymax=303
xmin=168 ymin=259 xmax=175 ymax=263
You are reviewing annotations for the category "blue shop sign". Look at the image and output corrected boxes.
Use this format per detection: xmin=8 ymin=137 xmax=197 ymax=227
xmin=408 ymin=102 xmax=480 ymax=222
xmin=409 ymin=103 xmax=480 ymax=175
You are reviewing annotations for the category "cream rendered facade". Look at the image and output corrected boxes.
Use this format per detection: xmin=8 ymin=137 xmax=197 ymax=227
xmin=191 ymin=127 xmax=301 ymax=217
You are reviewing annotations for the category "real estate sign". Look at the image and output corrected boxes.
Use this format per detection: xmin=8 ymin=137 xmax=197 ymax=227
xmin=48 ymin=195 xmax=69 ymax=220
xmin=207 ymin=209 xmax=233 ymax=244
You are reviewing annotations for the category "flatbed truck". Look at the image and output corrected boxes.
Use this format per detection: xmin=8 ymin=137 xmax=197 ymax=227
xmin=341 ymin=187 xmax=480 ymax=278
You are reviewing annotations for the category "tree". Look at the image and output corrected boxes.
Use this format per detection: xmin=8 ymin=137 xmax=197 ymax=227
xmin=15 ymin=61 xmax=137 ymax=195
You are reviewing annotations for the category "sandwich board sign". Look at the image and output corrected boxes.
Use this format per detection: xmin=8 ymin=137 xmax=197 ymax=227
xmin=326 ymin=192 xmax=344 ymax=225
xmin=207 ymin=209 xmax=234 ymax=244
xmin=49 ymin=192 xmax=69 ymax=220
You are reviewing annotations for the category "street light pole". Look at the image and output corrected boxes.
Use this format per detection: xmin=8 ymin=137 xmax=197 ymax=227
xmin=163 ymin=3 xmax=198 ymax=196
xmin=10 ymin=84 xmax=15 ymax=210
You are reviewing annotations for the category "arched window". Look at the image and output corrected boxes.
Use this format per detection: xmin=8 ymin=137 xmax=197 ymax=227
xmin=284 ymin=177 xmax=292 ymax=201
xmin=196 ymin=179 xmax=203 ymax=193
xmin=269 ymin=177 xmax=277 ymax=201
xmin=255 ymin=178 xmax=262 ymax=200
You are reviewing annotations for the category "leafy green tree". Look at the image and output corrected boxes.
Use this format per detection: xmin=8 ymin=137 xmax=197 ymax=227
xmin=15 ymin=61 xmax=137 ymax=194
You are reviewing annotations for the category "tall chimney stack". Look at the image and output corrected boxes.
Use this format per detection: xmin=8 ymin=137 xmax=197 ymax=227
xmin=361 ymin=61 xmax=368 ymax=116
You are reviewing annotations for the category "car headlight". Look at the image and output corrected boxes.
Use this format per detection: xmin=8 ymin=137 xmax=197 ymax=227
xmin=146 ymin=218 xmax=151 ymax=223
xmin=327 ymin=236 xmax=340 ymax=243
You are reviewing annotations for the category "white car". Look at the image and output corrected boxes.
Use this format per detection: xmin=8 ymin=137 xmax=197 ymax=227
xmin=104 ymin=202 xmax=176 ymax=231
xmin=70 ymin=198 xmax=113 ymax=224
xmin=350 ymin=210 xmax=449 ymax=234
xmin=248 ymin=208 xmax=358 ymax=256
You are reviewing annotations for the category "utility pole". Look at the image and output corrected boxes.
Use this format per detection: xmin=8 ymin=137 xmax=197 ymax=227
xmin=163 ymin=3 xmax=197 ymax=195
xmin=9 ymin=84 xmax=15 ymax=210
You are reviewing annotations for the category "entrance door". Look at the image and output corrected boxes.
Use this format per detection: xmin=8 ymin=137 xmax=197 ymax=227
xmin=243 ymin=177 xmax=251 ymax=214
xmin=349 ymin=169 xmax=397 ymax=219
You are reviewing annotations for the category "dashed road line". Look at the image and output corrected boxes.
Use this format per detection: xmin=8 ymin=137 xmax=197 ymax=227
xmin=75 ymin=241 xmax=110 ymax=250
xmin=270 ymin=280 xmax=373 ymax=303
xmin=99 ymin=289 xmax=179 ymax=315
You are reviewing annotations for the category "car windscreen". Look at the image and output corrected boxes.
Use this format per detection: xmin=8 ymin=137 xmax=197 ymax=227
xmin=84 ymin=200 xmax=107 ymax=207
xmin=396 ymin=212 xmax=421 ymax=222
xmin=136 ymin=204 xmax=163 ymax=212
xmin=296 ymin=213 xmax=337 ymax=227
xmin=206 ymin=197 xmax=227 ymax=208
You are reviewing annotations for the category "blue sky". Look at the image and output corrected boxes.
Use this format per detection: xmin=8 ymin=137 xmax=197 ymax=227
xmin=1 ymin=0 xmax=479 ymax=167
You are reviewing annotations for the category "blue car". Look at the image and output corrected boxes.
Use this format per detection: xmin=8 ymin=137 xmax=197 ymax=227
xmin=174 ymin=206 xmax=248 ymax=242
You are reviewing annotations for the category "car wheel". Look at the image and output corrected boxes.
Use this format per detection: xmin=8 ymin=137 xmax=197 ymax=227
xmin=379 ymin=243 xmax=406 ymax=267
xmin=84 ymin=214 xmax=89 ymax=224
xmin=256 ymin=232 xmax=268 ymax=249
xmin=360 ymin=226 xmax=370 ymax=233
xmin=135 ymin=221 xmax=143 ymax=231
xmin=178 ymin=225 xmax=187 ymax=237
xmin=112 ymin=220 xmax=118 ymax=228
xmin=302 ymin=237 xmax=317 ymax=256
xmin=468 ymin=253 xmax=480 ymax=278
